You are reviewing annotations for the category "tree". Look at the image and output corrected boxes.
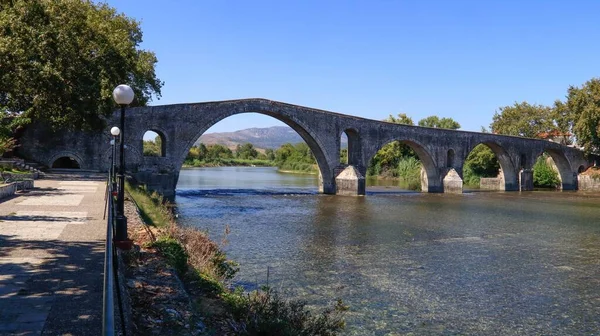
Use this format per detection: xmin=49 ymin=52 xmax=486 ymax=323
xmin=384 ymin=113 xmax=414 ymax=125
xmin=0 ymin=109 xmax=17 ymax=156
xmin=490 ymin=102 xmax=555 ymax=138
xmin=565 ymin=78 xmax=600 ymax=154
xmin=235 ymin=143 xmax=258 ymax=160
xmin=418 ymin=116 xmax=461 ymax=129
xmin=264 ymin=148 xmax=275 ymax=161
xmin=206 ymin=144 xmax=233 ymax=160
xmin=142 ymin=135 xmax=162 ymax=156
xmin=0 ymin=0 xmax=162 ymax=131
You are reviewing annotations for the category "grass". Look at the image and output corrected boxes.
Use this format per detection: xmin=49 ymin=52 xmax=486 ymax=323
xmin=125 ymin=183 xmax=171 ymax=228
xmin=0 ymin=168 xmax=30 ymax=174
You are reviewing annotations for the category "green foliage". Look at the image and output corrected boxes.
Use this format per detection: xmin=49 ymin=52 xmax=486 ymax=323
xmin=264 ymin=148 xmax=276 ymax=161
xmin=397 ymin=157 xmax=421 ymax=190
xmin=151 ymin=237 xmax=188 ymax=275
xmin=368 ymin=141 xmax=417 ymax=177
xmin=417 ymin=116 xmax=461 ymax=129
xmin=463 ymin=144 xmax=500 ymax=186
xmin=236 ymin=143 xmax=259 ymax=160
xmin=143 ymin=135 xmax=162 ymax=157
xmin=224 ymin=287 xmax=346 ymax=336
xmin=490 ymin=102 xmax=555 ymax=138
xmin=339 ymin=148 xmax=348 ymax=164
xmin=0 ymin=0 xmax=162 ymax=131
xmin=384 ymin=113 xmax=414 ymax=125
xmin=274 ymin=143 xmax=317 ymax=173
xmin=125 ymin=183 xmax=171 ymax=228
xmin=0 ymin=136 xmax=16 ymax=156
xmin=566 ymin=78 xmax=600 ymax=154
xmin=210 ymin=251 xmax=239 ymax=281
xmin=184 ymin=143 xmax=234 ymax=165
xmin=533 ymin=155 xmax=560 ymax=188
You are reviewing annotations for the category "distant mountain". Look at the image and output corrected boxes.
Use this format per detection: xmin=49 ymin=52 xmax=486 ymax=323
xmin=195 ymin=126 xmax=347 ymax=150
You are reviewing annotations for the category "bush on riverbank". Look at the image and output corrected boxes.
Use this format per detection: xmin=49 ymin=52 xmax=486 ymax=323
xmin=125 ymin=183 xmax=347 ymax=335
xmin=397 ymin=157 xmax=421 ymax=190
xmin=533 ymin=155 xmax=560 ymax=188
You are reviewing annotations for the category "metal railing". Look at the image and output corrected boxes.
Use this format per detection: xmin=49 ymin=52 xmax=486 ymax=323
xmin=103 ymin=139 xmax=126 ymax=336
xmin=102 ymin=181 xmax=116 ymax=335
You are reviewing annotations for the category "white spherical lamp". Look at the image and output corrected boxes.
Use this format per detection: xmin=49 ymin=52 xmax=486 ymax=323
xmin=110 ymin=126 xmax=120 ymax=136
xmin=112 ymin=84 xmax=135 ymax=105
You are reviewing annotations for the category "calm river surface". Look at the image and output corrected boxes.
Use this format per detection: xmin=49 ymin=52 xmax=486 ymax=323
xmin=176 ymin=167 xmax=600 ymax=335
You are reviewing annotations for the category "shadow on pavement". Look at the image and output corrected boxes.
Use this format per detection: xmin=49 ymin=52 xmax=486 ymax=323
xmin=0 ymin=234 xmax=105 ymax=335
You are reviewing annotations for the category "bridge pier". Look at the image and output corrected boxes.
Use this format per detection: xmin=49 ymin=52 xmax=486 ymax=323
xmin=335 ymin=165 xmax=366 ymax=196
xmin=442 ymin=168 xmax=463 ymax=194
xmin=561 ymin=172 xmax=579 ymax=190
xmin=318 ymin=172 xmax=337 ymax=194
xmin=519 ymin=169 xmax=534 ymax=191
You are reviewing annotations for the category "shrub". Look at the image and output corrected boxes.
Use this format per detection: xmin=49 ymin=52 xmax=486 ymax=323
xmin=224 ymin=287 xmax=347 ymax=336
xmin=397 ymin=157 xmax=421 ymax=190
xmin=533 ymin=156 xmax=560 ymax=188
xmin=151 ymin=237 xmax=188 ymax=275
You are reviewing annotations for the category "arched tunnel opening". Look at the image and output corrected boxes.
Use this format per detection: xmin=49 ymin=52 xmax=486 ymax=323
xmin=52 ymin=156 xmax=81 ymax=169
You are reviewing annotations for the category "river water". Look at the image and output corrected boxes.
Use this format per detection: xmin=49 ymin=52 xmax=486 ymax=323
xmin=175 ymin=167 xmax=600 ymax=335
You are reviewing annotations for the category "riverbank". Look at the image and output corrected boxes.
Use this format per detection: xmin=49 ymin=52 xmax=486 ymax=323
xmin=183 ymin=162 xmax=318 ymax=175
xmin=183 ymin=158 xmax=273 ymax=168
xmin=123 ymin=183 xmax=346 ymax=335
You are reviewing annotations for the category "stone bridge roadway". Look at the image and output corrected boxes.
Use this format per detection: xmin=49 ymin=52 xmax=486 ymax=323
xmin=19 ymin=99 xmax=593 ymax=198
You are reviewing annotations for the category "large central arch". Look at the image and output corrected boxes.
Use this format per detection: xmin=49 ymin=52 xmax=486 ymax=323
xmin=175 ymin=108 xmax=335 ymax=194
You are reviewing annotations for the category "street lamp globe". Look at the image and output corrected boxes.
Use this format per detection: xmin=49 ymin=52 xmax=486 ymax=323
xmin=112 ymin=84 xmax=135 ymax=105
xmin=110 ymin=126 xmax=120 ymax=136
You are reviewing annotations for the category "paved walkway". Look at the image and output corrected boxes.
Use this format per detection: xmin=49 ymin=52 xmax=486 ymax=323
xmin=0 ymin=172 xmax=108 ymax=335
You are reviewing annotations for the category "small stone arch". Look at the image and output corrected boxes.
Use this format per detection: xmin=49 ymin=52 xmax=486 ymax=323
xmin=578 ymin=165 xmax=586 ymax=174
xmin=446 ymin=149 xmax=455 ymax=167
xmin=49 ymin=152 xmax=84 ymax=169
xmin=342 ymin=128 xmax=361 ymax=166
xmin=142 ymin=129 xmax=167 ymax=157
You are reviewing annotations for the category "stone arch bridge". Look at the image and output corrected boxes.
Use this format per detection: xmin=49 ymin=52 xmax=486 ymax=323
xmin=19 ymin=99 xmax=593 ymax=198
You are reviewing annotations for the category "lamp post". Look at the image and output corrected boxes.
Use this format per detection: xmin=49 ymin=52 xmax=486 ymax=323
xmin=112 ymin=85 xmax=134 ymax=248
xmin=110 ymin=127 xmax=120 ymax=191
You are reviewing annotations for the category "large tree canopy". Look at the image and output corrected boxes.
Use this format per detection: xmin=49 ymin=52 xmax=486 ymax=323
xmin=417 ymin=116 xmax=461 ymax=129
xmin=0 ymin=0 xmax=162 ymax=130
xmin=384 ymin=113 xmax=414 ymax=125
xmin=490 ymin=102 xmax=555 ymax=138
xmin=566 ymin=78 xmax=600 ymax=154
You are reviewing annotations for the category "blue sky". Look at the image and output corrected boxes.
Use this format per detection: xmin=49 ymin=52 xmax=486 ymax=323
xmin=106 ymin=0 xmax=600 ymax=135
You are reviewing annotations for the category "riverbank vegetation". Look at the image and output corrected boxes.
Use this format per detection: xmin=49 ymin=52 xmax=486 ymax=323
xmin=175 ymin=141 xmax=318 ymax=173
xmin=125 ymin=183 xmax=347 ymax=335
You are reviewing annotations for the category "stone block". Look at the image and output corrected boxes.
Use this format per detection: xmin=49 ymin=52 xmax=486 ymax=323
xmin=443 ymin=168 xmax=463 ymax=194
xmin=335 ymin=165 xmax=365 ymax=196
